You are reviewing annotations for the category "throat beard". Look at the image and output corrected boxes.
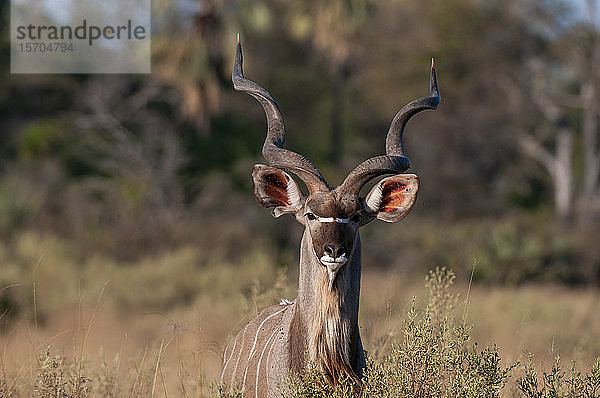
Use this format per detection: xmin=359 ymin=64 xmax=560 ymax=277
xmin=309 ymin=268 xmax=356 ymax=384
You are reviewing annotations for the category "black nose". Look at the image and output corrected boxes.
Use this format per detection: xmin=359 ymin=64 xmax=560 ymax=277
xmin=324 ymin=244 xmax=346 ymax=259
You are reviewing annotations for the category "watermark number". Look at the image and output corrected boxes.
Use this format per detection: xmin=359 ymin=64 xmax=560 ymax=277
xmin=18 ymin=42 xmax=74 ymax=53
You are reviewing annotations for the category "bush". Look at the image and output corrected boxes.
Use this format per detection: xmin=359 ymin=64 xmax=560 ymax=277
xmin=517 ymin=355 xmax=600 ymax=398
xmin=283 ymin=268 xmax=600 ymax=397
xmin=285 ymin=267 xmax=517 ymax=397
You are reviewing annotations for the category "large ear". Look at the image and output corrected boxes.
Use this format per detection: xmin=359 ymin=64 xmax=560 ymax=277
xmin=252 ymin=164 xmax=303 ymax=218
xmin=364 ymin=174 xmax=419 ymax=222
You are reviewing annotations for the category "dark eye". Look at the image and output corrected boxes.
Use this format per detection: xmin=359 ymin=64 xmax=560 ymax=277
xmin=351 ymin=213 xmax=362 ymax=223
xmin=305 ymin=213 xmax=317 ymax=221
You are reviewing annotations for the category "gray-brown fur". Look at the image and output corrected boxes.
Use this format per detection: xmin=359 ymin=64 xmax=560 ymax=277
xmin=221 ymin=37 xmax=439 ymax=397
xmin=221 ymin=228 xmax=364 ymax=397
xmin=220 ymin=301 xmax=294 ymax=397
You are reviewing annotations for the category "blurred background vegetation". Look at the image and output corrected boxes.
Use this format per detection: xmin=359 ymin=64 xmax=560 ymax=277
xmin=1 ymin=0 xmax=600 ymax=393
xmin=1 ymin=0 xmax=598 ymax=289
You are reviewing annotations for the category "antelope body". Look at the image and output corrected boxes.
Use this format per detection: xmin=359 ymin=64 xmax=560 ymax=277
xmin=221 ymin=38 xmax=440 ymax=397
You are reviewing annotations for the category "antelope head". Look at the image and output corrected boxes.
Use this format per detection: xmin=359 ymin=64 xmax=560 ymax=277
xmin=233 ymin=38 xmax=439 ymax=291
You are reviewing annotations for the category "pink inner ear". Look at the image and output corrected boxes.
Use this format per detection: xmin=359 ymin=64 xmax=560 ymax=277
xmin=380 ymin=181 xmax=411 ymax=212
xmin=264 ymin=173 xmax=290 ymax=207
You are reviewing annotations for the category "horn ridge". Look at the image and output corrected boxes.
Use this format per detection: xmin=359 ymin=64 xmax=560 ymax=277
xmin=232 ymin=37 xmax=330 ymax=193
xmin=339 ymin=60 xmax=440 ymax=195
xmin=385 ymin=59 xmax=440 ymax=156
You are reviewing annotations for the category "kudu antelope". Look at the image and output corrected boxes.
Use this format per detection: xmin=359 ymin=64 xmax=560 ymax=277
xmin=221 ymin=38 xmax=440 ymax=397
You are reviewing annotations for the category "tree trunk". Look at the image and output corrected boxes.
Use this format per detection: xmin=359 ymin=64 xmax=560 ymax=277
xmin=579 ymin=80 xmax=600 ymax=221
xmin=575 ymin=0 xmax=600 ymax=222
xmin=517 ymin=126 xmax=575 ymax=223
xmin=553 ymin=127 xmax=574 ymax=221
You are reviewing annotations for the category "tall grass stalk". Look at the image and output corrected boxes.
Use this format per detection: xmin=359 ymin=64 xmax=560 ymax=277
xmin=2 ymin=266 xmax=599 ymax=397
xmin=285 ymin=267 xmax=518 ymax=397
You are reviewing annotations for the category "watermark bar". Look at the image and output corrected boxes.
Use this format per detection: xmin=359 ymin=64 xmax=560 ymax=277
xmin=11 ymin=0 xmax=151 ymax=74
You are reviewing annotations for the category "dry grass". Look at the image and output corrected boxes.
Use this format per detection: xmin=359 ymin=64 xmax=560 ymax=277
xmin=0 ymin=234 xmax=599 ymax=396
xmin=285 ymin=268 xmax=600 ymax=397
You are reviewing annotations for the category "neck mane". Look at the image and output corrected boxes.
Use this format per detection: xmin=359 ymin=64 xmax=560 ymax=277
xmin=293 ymin=229 xmax=362 ymax=384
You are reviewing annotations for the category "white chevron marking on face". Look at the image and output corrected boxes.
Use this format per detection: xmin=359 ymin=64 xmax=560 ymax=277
xmin=318 ymin=217 xmax=349 ymax=223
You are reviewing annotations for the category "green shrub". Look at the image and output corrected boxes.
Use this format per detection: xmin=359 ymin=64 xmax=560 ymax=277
xmin=285 ymin=267 xmax=517 ymax=397
xmin=3 ymin=265 xmax=600 ymax=397
xmin=517 ymin=355 xmax=600 ymax=398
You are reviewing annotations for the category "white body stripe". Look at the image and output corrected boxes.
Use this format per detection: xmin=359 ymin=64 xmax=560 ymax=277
xmin=256 ymin=328 xmax=279 ymax=397
xmin=242 ymin=307 xmax=287 ymax=395
xmin=221 ymin=335 xmax=239 ymax=383
xmin=265 ymin=327 xmax=278 ymax=384
xmin=231 ymin=323 xmax=250 ymax=385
